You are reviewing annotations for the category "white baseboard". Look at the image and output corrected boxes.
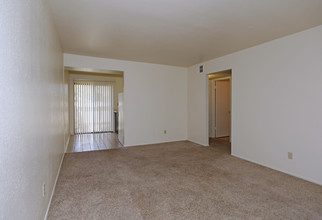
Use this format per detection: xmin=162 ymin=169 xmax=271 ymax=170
xmin=187 ymin=138 xmax=209 ymax=147
xmin=64 ymin=135 xmax=71 ymax=152
xmin=44 ymin=136 xmax=70 ymax=220
xmin=231 ymin=153 xmax=322 ymax=186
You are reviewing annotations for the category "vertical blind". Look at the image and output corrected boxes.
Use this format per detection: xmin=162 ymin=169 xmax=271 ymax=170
xmin=74 ymin=80 xmax=114 ymax=134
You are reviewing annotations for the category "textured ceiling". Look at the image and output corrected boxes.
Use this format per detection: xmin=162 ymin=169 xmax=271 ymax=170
xmin=48 ymin=0 xmax=322 ymax=66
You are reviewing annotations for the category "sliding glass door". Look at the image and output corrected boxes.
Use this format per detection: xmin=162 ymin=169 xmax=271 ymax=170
xmin=74 ymin=81 xmax=114 ymax=134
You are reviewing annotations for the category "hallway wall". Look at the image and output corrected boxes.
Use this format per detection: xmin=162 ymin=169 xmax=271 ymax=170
xmin=0 ymin=0 xmax=66 ymax=219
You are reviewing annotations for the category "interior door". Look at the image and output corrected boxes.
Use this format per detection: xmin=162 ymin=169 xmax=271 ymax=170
xmin=118 ymin=93 xmax=124 ymax=145
xmin=215 ymin=79 xmax=231 ymax=137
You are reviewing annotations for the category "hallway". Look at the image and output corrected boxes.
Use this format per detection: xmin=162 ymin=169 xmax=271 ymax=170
xmin=209 ymin=137 xmax=231 ymax=154
xmin=66 ymin=133 xmax=123 ymax=153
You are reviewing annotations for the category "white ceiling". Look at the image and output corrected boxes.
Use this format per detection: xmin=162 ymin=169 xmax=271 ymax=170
xmin=47 ymin=0 xmax=322 ymax=67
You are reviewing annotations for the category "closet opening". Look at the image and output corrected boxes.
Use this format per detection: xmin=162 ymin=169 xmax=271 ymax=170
xmin=208 ymin=69 xmax=231 ymax=154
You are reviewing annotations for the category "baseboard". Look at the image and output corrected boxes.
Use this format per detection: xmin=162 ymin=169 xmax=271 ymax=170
xmin=124 ymin=139 xmax=189 ymax=148
xmin=187 ymin=138 xmax=209 ymax=147
xmin=64 ymin=135 xmax=70 ymax=152
xmin=43 ymin=137 xmax=69 ymax=220
xmin=231 ymin=153 xmax=322 ymax=186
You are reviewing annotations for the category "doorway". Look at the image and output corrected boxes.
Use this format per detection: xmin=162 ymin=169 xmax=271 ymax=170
xmin=65 ymin=67 xmax=124 ymax=151
xmin=73 ymin=80 xmax=114 ymax=134
xmin=208 ymin=70 xmax=231 ymax=153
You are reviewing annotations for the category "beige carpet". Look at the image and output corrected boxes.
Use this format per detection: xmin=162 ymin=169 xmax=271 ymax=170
xmin=47 ymin=141 xmax=322 ymax=220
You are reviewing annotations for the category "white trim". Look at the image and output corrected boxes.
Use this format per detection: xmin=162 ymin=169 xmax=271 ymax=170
xmin=44 ymin=136 xmax=69 ymax=220
xmin=188 ymin=139 xmax=209 ymax=147
xmin=232 ymin=153 xmax=322 ymax=186
xmin=64 ymin=135 xmax=70 ymax=152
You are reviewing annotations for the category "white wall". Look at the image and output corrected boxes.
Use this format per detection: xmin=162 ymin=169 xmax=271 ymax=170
xmin=188 ymin=25 xmax=322 ymax=185
xmin=68 ymin=73 xmax=123 ymax=134
xmin=188 ymin=66 xmax=209 ymax=146
xmin=64 ymin=54 xmax=188 ymax=146
xmin=0 ymin=0 xmax=66 ymax=219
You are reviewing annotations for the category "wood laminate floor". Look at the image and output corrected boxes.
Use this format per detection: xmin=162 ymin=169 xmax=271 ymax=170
xmin=66 ymin=132 xmax=123 ymax=153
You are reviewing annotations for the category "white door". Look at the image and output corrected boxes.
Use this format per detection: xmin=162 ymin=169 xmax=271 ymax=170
xmin=118 ymin=93 xmax=124 ymax=145
xmin=215 ymin=79 xmax=231 ymax=137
